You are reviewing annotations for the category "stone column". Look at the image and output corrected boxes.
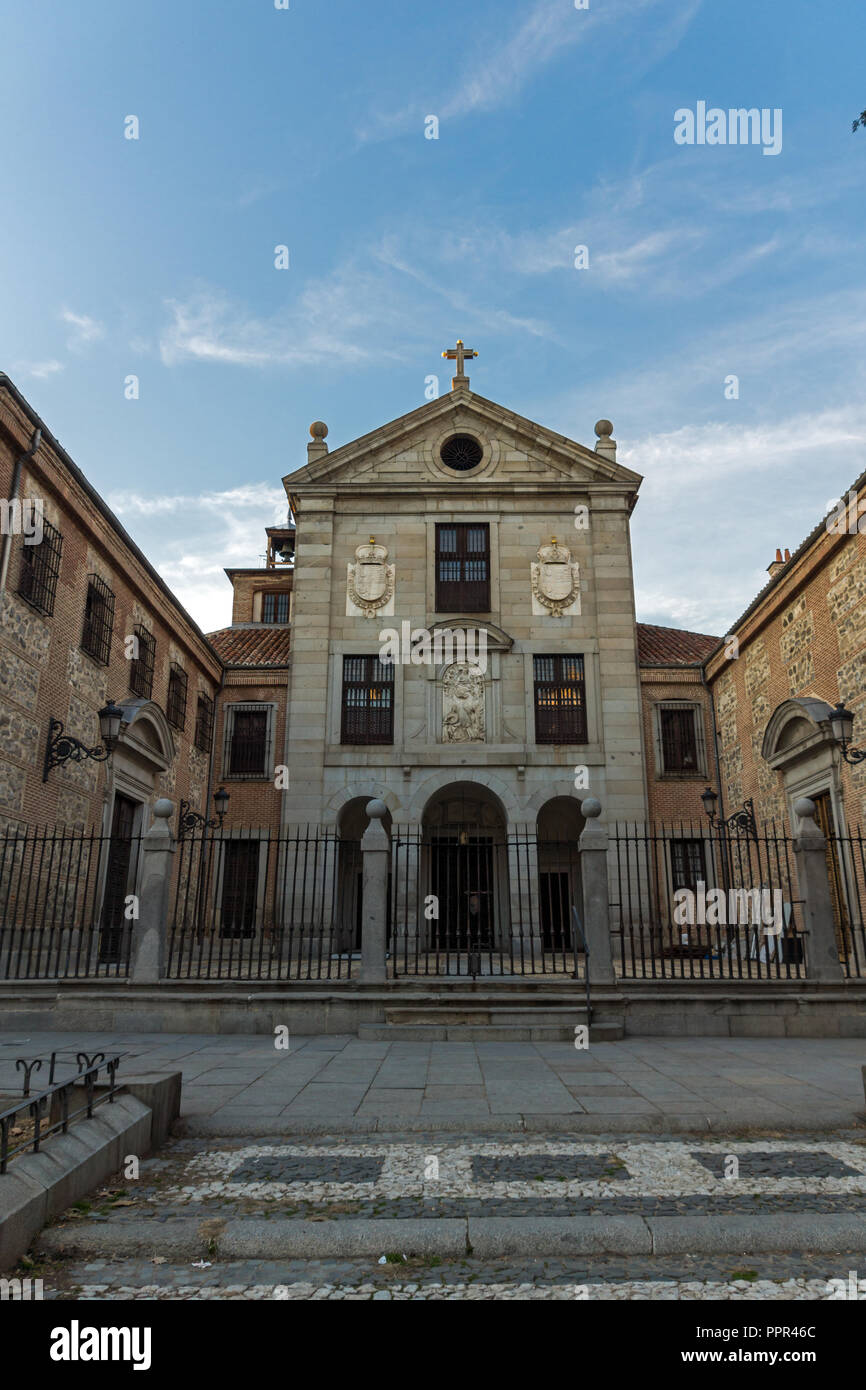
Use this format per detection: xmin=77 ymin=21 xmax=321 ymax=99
xmin=578 ymin=797 xmax=616 ymax=986
xmin=792 ymin=797 xmax=845 ymax=983
xmin=360 ymin=799 xmax=389 ymax=984
xmin=131 ymin=799 xmax=176 ymax=983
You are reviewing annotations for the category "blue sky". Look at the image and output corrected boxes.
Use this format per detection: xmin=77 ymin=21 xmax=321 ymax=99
xmin=1 ymin=0 xmax=864 ymax=634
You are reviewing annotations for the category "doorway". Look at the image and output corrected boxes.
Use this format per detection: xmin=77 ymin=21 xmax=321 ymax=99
xmin=430 ymin=835 xmax=495 ymax=949
xmin=219 ymin=839 xmax=259 ymax=938
xmin=100 ymin=793 xmax=138 ymax=963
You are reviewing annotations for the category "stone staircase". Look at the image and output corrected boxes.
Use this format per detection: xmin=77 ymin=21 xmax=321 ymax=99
xmin=357 ymin=984 xmax=624 ymax=1041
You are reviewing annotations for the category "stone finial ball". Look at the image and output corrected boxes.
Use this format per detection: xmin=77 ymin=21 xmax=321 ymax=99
xmin=366 ymin=798 xmax=388 ymax=820
xmin=153 ymin=798 xmax=174 ymax=819
xmin=793 ymin=796 xmax=816 ymax=821
xmin=581 ymin=796 xmax=602 ymax=819
xmin=310 ymin=421 xmax=329 ymax=439
xmin=594 ymin=419 xmax=613 ymax=439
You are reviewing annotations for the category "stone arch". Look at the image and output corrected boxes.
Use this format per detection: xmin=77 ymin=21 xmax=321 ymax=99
xmin=522 ymin=780 xmax=586 ymax=819
xmin=405 ymin=769 xmax=520 ymax=825
xmin=762 ymin=697 xmax=836 ymax=767
xmin=322 ymin=782 xmax=402 ymax=827
xmin=116 ymin=698 xmax=175 ymax=771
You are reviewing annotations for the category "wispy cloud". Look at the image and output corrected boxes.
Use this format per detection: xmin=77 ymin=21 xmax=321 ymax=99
xmin=61 ymin=309 xmax=104 ymax=351
xmin=11 ymin=359 xmax=65 ymax=380
xmin=359 ymin=0 xmax=701 ymax=143
xmin=108 ymin=482 xmax=289 ymax=631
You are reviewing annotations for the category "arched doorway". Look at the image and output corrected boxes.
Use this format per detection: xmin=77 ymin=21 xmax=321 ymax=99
xmin=537 ymin=797 xmax=585 ymax=951
xmin=421 ymin=783 xmax=507 ymax=951
xmin=336 ymin=798 xmax=391 ymax=953
xmin=100 ymin=700 xmax=175 ymax=962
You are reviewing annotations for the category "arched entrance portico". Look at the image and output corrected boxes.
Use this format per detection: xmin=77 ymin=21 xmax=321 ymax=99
xmin=421 ymin=783 xmax=507 ymax=952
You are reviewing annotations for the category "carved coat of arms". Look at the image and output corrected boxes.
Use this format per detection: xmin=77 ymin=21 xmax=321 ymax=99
xmin=346 ymin=539 xmax=395 ymax=618
xmin=531 ymin=540 xmax=580 ymax=618
xmin=442 ymin=663 xmax=485 ymax=743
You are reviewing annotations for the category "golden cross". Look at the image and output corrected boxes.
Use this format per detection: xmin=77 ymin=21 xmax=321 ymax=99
xmin=441 ymin=339 xmax=478 ymax=380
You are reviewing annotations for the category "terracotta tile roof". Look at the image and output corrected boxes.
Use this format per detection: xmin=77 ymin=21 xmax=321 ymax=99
xmin=637 ymin=622 xmax=720 ymax=667
xmin=207 ymin=626 xmax=292 ymax=667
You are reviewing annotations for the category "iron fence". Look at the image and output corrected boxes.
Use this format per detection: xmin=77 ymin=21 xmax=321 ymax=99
xmin=166 ymin=827 xmax=362 ymax=979
xmin=610 ymin=819 xmax=807 ymax=980
xmin=390 ymin=830 xmax=584 ymax=976
xmin=0 ymin=1051 xmax=123 ymax=1174
xmin=0 ymin=825 xmax=137 ymax=979
xmin=825 ymin=825 xmax=866 ymax=978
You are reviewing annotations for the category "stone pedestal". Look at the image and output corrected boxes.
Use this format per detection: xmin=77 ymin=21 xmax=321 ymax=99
xmin=578 ymin=797 xmax=616 ymax=986
xmin=792 ymin=797 xmax=845 ymax=983
xmin=360 ymin=800 xmax=390 ymax=983
xmin=131 ymin=799 xmax=176 ymax=983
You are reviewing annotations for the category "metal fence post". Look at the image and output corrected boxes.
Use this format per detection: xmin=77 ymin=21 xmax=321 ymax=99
xmin=578 ymin=797 xmax=616 ymax=986
xmin=131 ymin=798 xmax=176 ymax=983
xmin=793 ymin=797 xmax=845 ymax=983
xmin=360 ymin=799 xmax=389 ymax=984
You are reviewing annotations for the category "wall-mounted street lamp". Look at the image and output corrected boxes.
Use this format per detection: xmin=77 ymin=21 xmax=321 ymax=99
xmin=177 ymin=787 xmax=230 ymax=838
xmin=700 ymin=785 xmax=758 ymax=840
xmin=43 ymin=700 xmax=124 ymax=782
xmin=829 ymin=702 xmax=866 ymax=766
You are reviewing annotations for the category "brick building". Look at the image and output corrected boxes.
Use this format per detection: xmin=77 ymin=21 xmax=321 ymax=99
xmin=0 ymin=374 xmax=221 ymax=849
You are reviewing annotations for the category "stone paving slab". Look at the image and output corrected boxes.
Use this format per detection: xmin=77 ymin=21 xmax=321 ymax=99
xmin=1 ymin=1032 xmax=864 ymax=1134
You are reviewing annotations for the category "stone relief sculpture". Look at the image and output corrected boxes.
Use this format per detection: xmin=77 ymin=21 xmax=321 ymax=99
xmin=442 ymin=663 xmax=485 ymax=743
xmin=530 ymin=538 xmax=580 ymax=618
xmin=346 ymin=538 xmax=395 ymax=618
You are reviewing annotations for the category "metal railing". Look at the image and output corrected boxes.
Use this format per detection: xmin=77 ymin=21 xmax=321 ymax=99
xmin=390 ymin=830 xmax=584 ymax=977
xmin=167 ymin=827 xmax=361 ymax=979
xmin=826 ymin=825 xmax=866 ymax=978
xmin=609 ymin=819 xmax=807 ymax=980
xmin=0 ymin=826 xmax=137 ymax=979
xmin=0 ymin=1051 xmax=123 ymax=1174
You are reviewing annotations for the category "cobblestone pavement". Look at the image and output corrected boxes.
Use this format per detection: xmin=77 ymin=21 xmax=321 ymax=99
xmin=50 ymin=1132 xmax=866 ymax=1219
xmin=20 ymin=1130 xmax=866 ymax=1300
xmin=39 ymin=1255 xmax=866 ymax=1300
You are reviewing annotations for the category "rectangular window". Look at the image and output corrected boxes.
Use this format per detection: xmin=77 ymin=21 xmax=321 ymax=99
xmin=435 ymin=523 xmax=490 ymax=612
xmin=80 ymin=575 xmax=115 ymax=665
xmin=194 ymin=693 xmax=214 ymax=753
xmin=225 ymin=703 xmax=273 ymax=777
xmin=129 ymin=625 xmax=156 ymax=699
xmin=670 ymin=838 xmax=707 ymax=894
xmin=533 ymin=655 xmax=587 ymax=744
xmin=18 ymin=518 xmax=62 ymax=615
xmin=340 ymin=655 xmax=394 ymax=745
xmin=261 ymin=591 xmax=290 ymax=623
xmin=166 ymin=662 xmax=188 ymax=730
xmin=656 ymin=703 xmax=705 ymax=775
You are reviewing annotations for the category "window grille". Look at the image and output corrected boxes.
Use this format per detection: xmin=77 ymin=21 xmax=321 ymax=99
xmin=533 ymin=654 xmax=588 ymax=744
xmin=130 ymin=624 xmax=156 ymax=699
xmin=80 ymin=575 xmax=115 ymax=665
xmin=225 ymin=703 xmax=273 ymax=776
xmin=435 ymin=523 xmax=490 ymax=611
xmin=194 ymin=693 xmax=214 ymax=752
xmin=167 ymin=662 xmax=188 ymax=730
xmin=18 ymin=518 xmax=62 ymax=615
xmin=340 ymin=656 xmax=394 ymax=745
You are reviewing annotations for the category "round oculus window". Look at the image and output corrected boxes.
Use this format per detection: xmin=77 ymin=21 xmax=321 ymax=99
xmin=440 ymin=434 xmax=484 ymax=471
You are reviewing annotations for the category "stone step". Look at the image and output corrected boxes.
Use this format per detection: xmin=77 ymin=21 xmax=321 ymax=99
xmin=358 ymin=1021 xmax=623 ymax=1042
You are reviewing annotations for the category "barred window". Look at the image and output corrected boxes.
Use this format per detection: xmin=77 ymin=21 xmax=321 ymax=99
xmin=224 ymin=703 xmax=273 ymax=777
xmin=261 ymin=591 xmax=290 ymax=623
xmin=670 ymin=838 xmax=707 ymax=894
xmin=81 ymin=575 xmax=115 ymax=665
xmin=18 ymin=518 xmax=62 ymax=615
xmin=533 ymin=655 xmax=587 ymax=745
xmin=341 ymin=656 xmax=394 ymax=745
xmin=194 ymin=693 xmax=214 ymax=753
xmin=129 ymin=624 xmax=156 ymax=699
xmin=435 ymin=523 xmax=490 ymax=612
xmin=655 ymin=703 xmax=706 ymax=776
xmin=167 ymin=663 xmax=188 ymax=730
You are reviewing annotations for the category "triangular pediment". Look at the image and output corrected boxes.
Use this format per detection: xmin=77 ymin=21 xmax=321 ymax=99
xmin=283 ymin=388 xmax=642 ymax=502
